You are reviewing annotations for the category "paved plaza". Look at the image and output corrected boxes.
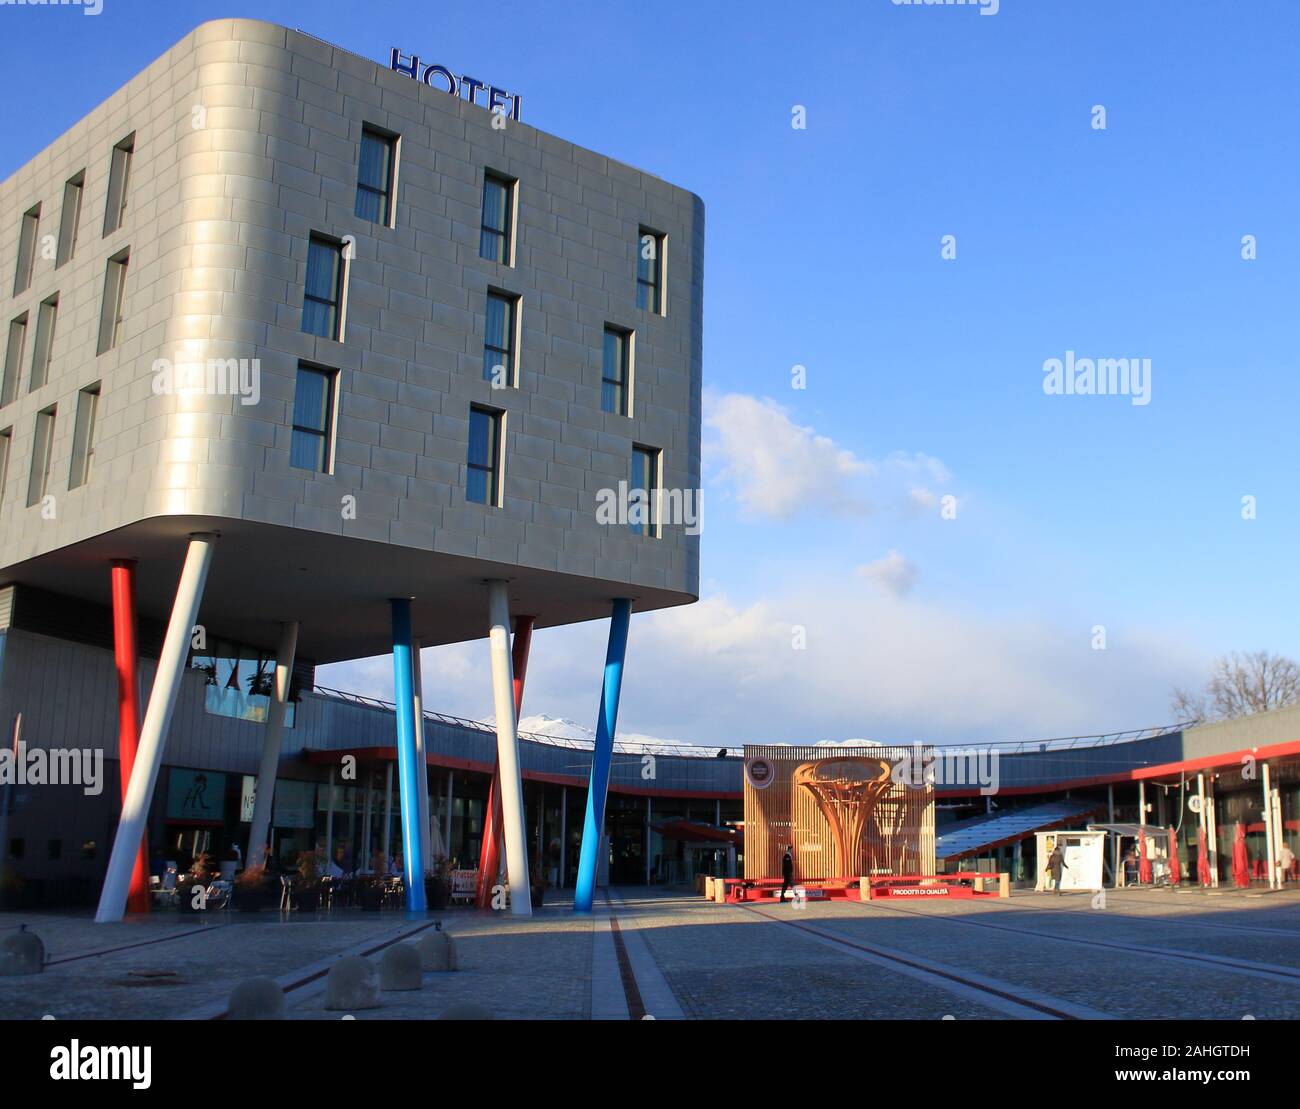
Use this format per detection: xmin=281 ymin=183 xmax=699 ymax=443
xmin=2 ymin=886 xmax=1299 ymax=1020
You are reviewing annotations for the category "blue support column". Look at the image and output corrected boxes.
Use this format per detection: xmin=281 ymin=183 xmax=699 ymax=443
xmin=575 ymin=598 xmax=632 ymax=913
xmin=390 ymin=598 xmax=427 ymax=913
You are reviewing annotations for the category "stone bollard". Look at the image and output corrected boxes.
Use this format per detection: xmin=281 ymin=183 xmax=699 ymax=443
xmin=227 ymin=977 xmax=287 ymax=1020
xmin=324 ymin=956 xmax=381 ymax=1011
xmin=438 ymin=1002 xmax=493 ymax=1020
xmin=379 ymin=943 xmax=422 ymax=991
xmin=0 ymin=927 xmax=44 ymax=976
xmin=415 ymin=930 xmax=458 ymax=972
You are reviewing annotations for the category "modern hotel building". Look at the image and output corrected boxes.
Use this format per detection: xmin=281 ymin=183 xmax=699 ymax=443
xmin=0 ymin=21 xmax=1296 ymax=913
xmin=0 ymin=18 xmax=704 ymax=915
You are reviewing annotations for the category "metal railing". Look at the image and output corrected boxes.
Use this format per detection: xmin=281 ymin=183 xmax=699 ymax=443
xmin=310 ymin=686 xmax=1189 ymax=761
xmin=311 ymin=685 xmax=740 ymax=758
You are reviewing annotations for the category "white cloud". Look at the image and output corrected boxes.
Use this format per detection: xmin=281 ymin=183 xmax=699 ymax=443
xmin=703 ymin=392 xmax=954 ymax=522
xmin=857 ymin=550 xmax=918 ymax=597
xmin=318 ymin=585 xmax=1205 ymax=750
xmin=704 ymin=392 xmax=873 ymax=519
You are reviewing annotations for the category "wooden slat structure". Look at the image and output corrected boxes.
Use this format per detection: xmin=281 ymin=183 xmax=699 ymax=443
xmin=743 ymin=745 xmax=935 ymax=880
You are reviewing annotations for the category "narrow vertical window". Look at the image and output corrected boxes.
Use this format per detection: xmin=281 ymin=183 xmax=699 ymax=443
xmin=29 ymin=295 xmax=58 ymax=391
xmin=302 ymin=235 xmax=344 ymax=340
xmin=355 ymin=126 xmax=396 ymax=225
xmin=290 ymin=364 xmax=336 ymax=473
xmin=636 ymin=227 xmax=665 ymax=314
xmin=630 ymin=445 xmax=661 ymax=537
xmin=479 ymin=172 xmax=515 ymax=264
xmin=97 ymin=251 xmax=129 ymax=354
xmin=467 ymin=405 xmax=502 ymax=506
xmin=0 ymin=427 xmax=11 ymax=506
xmin=103 ymin=134 xmax=134 ymax=236
xmin=601 ymin=326 xmax=632 ymax=416
xmin=14 ymin=206 xmax=39 ymax=296
xmin=68 ymin=382 xmax=100 ymax=490
xmin=483 ymin=291 xmax=518 ymax=386
xmin=56 ymin=173 xmax=84 ymax=267
xmin=2 ymin=316 xmax=27 ymax=408
xmin=27 ymin=405 xmax=55 ymax=507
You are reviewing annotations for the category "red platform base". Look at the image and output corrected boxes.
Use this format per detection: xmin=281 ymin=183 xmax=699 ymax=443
xmin=720 ymin=874 xmax=1007 ymax=903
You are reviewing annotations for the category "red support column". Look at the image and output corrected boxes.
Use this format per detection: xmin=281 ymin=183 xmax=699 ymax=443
xmin=475 ymin=615 xmax=533 ymax=908
xmin=111 ymin=560 xmax=150 ymax=914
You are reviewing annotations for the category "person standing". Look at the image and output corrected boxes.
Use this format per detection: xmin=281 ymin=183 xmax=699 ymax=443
xmin=1045 ymin=844 xmax=1068 ymax=895
xmin=780 ymin=844 xmax=795 ymax=903
xmin=1279 ymin=842 xmax=1296 ymax=884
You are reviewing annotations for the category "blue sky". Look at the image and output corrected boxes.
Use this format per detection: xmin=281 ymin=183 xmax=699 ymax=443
xmin=5 ymin=0 xmax=1299 ymax=745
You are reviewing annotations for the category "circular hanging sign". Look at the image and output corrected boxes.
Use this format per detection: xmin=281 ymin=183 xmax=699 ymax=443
xmin=745 ymin=757 xmax=775 ymax=790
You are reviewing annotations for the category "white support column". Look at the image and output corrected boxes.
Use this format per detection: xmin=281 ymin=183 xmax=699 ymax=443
xmin=1138 ymin=779 xmax=1148 ymax=884
xmin=486 ymin=580 xmax=531 ymax=916
xmin=445 ymin=773 xmax=453 ymax=861
xmin=246 ymin=621 xmax=298 ymax=868
xmin=1197 ymin=772 xmax=1207 ymax=883
xmin=324 ymin=766 xmax=335 ymax=871
xmin=1273 ymin=784 xmax=1286 ymax=886
xmin=361 ymin=768 xmax=374 ymax=868
xmin=1262 ymin=761 xmax=1277 ymax=887
xmin=95 ymin=534 xmax=216 ymax=923
xmin=1207 ymin=774 xmax=1220 ymax=887
xmin=381 ymin=762 xmax=393 ymax=866
xmin=559 ymin=787 xmax=567 ymax=889
xmin=1108 ymin=783 xmax=1117 ymax=887
xmin=411 ymin=639 xmax=432 ymax=872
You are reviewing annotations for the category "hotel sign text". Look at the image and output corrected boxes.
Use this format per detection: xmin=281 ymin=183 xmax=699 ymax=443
xmin=390 ymin=48 xmax=522 ymax=121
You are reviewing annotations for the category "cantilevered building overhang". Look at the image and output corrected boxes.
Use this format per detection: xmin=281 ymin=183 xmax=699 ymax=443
xmin=0 ymin=18 xmax=704 ymax=663
xmin=0 ymin=18 xmax=703 ymax=919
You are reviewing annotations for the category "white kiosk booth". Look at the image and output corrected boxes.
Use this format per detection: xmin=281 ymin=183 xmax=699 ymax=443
xmin=1034 ymin=830 xmax=1106 ymax=892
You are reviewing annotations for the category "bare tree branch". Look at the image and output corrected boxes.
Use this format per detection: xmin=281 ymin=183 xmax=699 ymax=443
xmin=1171 ymin=650 xmax=1300 ymax=723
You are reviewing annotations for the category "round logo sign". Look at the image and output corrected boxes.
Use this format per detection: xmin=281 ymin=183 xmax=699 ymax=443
xmin=1188 ymin=795 xmax=1203 ymax=814
xmin=745 ymin=757 xmax=775 ymax=790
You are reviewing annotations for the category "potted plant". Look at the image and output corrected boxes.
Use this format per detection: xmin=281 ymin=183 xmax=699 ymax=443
xmin=294 ymin=850 xmax=322 ymax=912
xmin=234 ymin=861 xmax=271 ymax=912
xmin=425 ymin=856 xmax=451 ymax=910
xmin=355 ymin=852 xmax=384 ymax=911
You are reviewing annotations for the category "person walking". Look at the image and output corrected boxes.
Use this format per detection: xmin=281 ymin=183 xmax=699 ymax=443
xmin=780 ymin=844 xmax=795 ymax=903
xmin=1280 ymin=842 xmax=1296 ymax=884
xmin=1045 ymin=843 xmax=1068 ymax=895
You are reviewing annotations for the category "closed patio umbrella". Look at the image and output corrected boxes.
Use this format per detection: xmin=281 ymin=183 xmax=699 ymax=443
xmin=1168 ymin=826 xmax=1181 ymax=885
xmin=1232 ymin=822 xmax=1250 ymax=889
xmin=1197 ymin=834 xmax=1210 ymax=887
xmin=1138 ymin=829 xmax=1152 ymax=884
